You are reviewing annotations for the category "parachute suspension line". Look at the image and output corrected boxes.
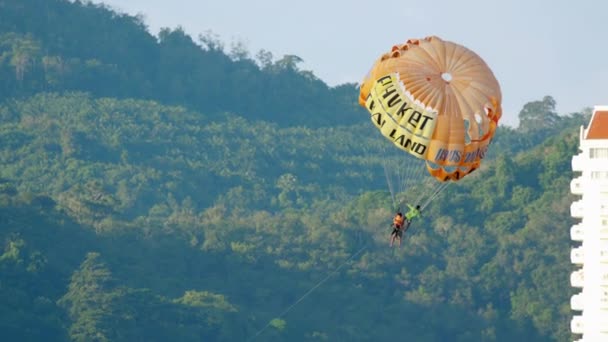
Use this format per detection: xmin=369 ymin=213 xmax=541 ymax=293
xmin=400 ymin=161 xmax=426 ymax=208
xmin=414 ymin=190 xmax=426 ymax=208
xmin=397 ymin=160 xmax=414 ymax=208
xmin=247 ymin=244 xmax=368 ymax=341
xmin=393 ymin=159 xmax=407 ymax=209
xmin=421 ymin=181 xmax=451 ymax=210
xmin=422 ymin=182 xmax=449 ymax=209
xmin=399 ymin=158 xmax=412 ymax=193
xmin=392 ymin=157 xmax=426 ymax=211
xmin=375 ymin=132 xmax=429 ymax=211
xmin=376 ymin=138 xmax=398 ymax=209
xmin=382 ymin=158 xmax=398 ymax=210
xmin=410 ymin=161 xmax=426 ymax=188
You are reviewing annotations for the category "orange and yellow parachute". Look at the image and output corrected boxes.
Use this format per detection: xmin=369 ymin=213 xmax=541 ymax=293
xmin=359 ymin=36 xmax=502 ymax=182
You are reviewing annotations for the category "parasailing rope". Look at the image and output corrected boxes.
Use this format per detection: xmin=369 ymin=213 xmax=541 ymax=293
xmin=247 ymin=244 xmax=368 ymax=341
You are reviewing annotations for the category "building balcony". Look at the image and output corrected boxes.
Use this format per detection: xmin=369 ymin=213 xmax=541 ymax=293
xmin=571 ymin=247 xmax=585 ymax=264
xmin=572 ymin=154 xmax=586 ymax=172
xmin=572 ymin=225 xmax=608 ymax=240
xmin=573 ymin=153 xmax=608 ymax=173
xmin=601 ymin=289 xmax=608 ymax=309
xmin=571 ymin=315 xmax=584 ymax=334
xmin=569 ymin=200 xmax=608 ymax=217
xmin=571 ymin=293 xmax=584 ymax=311
xmin=602 ymin=272 xmax=608 ymax=286
xmin=569 ymin=316 xmax=608 ymax=334
xmin=602 ymin=227 xmax=608 ymax=240
xmin=602 ymin=248 xmax=608 ymax=263
xmin=571 ymin=177 xmax=584 ymax=195
xmin=571 ymin=270 xmax=584 ymax=287
xmin=571 ymin=201 xmax=585 ymax=219
xmin=571 ymin=224 xmax=585 ymax=241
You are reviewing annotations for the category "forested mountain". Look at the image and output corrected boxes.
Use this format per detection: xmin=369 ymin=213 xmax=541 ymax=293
xmin=0 ymin=0 xmax=362 ymax=127
xmin=0 ymin=0 xmax=594 ymax=341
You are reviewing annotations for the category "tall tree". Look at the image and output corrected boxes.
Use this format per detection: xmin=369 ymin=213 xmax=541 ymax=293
xmin=58 ymin=252 xmax=116 ymax=342
xmin=517 ymin=95 xmax=560 ymax=132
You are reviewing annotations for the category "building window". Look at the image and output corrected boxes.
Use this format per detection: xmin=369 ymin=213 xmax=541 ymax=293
xmin=592 ymin=171 xmax=608 ymax=179
xmin=590 ymin=148 xmax=608 ymax=159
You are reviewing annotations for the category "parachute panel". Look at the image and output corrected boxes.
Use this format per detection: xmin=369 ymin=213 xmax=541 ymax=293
xmin=360 ymin=36 xmax=502 ymax=182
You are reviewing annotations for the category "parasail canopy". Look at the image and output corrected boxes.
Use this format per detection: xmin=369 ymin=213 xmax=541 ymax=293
xmin=359 ymin=36 xmax=502 ymax=182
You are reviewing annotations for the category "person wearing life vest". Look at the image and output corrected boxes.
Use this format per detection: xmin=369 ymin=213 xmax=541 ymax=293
xmin=390 ymin=204 xmax=422 ymax=247
xmin=390 ymin=212 xmax=405 ymax=247
xmin=403 ymin=204 xmax=422 ymax=233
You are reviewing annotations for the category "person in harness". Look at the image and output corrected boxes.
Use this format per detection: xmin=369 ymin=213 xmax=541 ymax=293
xmin=390 ymin=212 xmax=405 ymax=247
xmin=403 ymin=204 xmax=421 ymax=232
xmin=389 ymin=204 xmax=421 ymax=247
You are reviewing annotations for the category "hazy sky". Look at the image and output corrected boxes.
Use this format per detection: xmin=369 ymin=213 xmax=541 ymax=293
xmin=93 ymin=0 xmax=606 ymax=126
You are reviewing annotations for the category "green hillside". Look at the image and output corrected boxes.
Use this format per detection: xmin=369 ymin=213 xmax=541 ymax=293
xmin=0 ymin=0 xmax=594 ymax=341
xmin=0 ymin=0 xmax=363 ymax=127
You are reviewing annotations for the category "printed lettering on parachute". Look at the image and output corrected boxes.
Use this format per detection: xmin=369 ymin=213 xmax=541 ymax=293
xmin=365 ymin=74 xmax=437 ymax=158
xmin=359 ymin=36 xmax=502 ymax=182
xmin=364 ymin=72 xmax=490 ymax=180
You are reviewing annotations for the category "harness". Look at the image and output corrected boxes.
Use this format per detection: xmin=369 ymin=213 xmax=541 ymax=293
xmin=393 ymin=215 xmax=404 ymax=227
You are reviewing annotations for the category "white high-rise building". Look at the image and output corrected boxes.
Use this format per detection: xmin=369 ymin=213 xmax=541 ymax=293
xmin=570 ymin=105 xmax=608 ymax=342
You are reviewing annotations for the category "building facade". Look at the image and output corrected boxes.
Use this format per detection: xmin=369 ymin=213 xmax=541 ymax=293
xmin=570 ymin=106 xmax=608 ymax=341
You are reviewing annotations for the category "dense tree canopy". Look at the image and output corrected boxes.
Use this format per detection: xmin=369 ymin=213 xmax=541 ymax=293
xmin=0 ymin=0 xmax=594 ymax=341
xmin=0 ymin=0 xmax=363 ymax=127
